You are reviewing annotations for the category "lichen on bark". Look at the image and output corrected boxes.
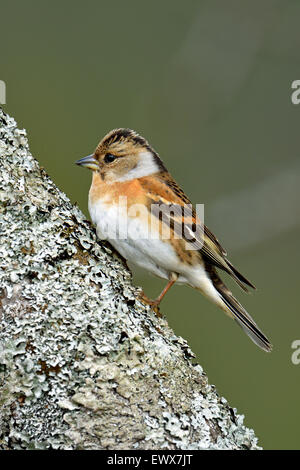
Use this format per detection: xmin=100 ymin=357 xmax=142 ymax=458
xmin=0 ymin=108 xmax=261 ymax=450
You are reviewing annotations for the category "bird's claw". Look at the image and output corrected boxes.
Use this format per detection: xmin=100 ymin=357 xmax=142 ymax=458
xmin=138 ymin=292 xmax=162 ymax=317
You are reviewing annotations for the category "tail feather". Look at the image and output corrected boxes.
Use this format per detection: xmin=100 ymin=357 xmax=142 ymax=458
xmin=226 ymin=260 xmax=256 ymax=292
xmin=220 ymin=290 xmax=272 ymax=352
xmin=208 ymin=267 xmax=272 ymax=352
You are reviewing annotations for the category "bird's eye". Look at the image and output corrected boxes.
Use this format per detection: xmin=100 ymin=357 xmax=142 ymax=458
xmin=104 ymin=153 xmax=116 ymax=164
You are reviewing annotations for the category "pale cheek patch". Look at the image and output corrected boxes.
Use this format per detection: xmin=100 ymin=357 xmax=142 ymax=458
xmin=116 ymin=151 xmax=159 ymax=182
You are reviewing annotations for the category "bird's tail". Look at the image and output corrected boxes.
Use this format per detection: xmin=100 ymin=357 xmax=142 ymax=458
xmin=209 ymin=269 xmax=272 ymax=352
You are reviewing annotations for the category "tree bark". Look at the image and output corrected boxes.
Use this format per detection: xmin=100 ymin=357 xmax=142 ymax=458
xmin=0 ymin=108 xmax=260 ymax=450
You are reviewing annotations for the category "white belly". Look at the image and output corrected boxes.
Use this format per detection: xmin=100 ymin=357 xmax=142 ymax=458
xmin=89 ymin=197 xmax=185 ymax=280
xmin=88 ymin=197 xmax=215 ymax=296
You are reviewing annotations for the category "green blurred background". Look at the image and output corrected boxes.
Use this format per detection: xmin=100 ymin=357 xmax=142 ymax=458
xmin=2 ymin=0 xmax=300 ymax=450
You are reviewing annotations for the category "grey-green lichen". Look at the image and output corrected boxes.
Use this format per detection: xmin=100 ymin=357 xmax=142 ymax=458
xmin=0 ymin=108 xmax=261 ymax=450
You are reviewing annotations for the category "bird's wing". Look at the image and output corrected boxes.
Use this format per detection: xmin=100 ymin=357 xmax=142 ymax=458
xmin=140 ymin=173 xmax=255 ymax=291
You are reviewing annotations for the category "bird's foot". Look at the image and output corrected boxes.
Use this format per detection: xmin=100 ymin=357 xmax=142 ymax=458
xmin=138 ymin=291 xmax=162 ymax=317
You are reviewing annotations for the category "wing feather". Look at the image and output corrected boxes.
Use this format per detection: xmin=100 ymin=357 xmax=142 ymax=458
xmin=141 ymin=173 xmax=255 ymax=291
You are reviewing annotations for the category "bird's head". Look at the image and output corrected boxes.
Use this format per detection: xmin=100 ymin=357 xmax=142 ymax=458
xmin=76 ymin=128 xmax=166 ymax=182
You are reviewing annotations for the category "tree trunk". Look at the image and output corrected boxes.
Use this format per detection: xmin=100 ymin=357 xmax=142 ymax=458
xmin=0 ymin=108 xmax=260 ymax=450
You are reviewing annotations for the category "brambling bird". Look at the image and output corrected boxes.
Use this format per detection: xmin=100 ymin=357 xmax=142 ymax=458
xmin=76 ymin=128 xmax=272 ymax=352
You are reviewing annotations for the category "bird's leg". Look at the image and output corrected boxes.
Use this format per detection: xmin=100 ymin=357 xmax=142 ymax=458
xmin=153 ymin=274 xmax=178 ymax=305
xmin=139 ymin=273 xmax=178 ymax=308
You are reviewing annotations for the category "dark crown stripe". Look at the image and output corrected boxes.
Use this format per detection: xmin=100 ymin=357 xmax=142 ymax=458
xmin=103 ymin=128 xmax=168 ymax=172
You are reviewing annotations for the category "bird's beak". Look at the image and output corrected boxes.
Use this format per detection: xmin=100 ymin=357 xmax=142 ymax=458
xmin=75 ymin=154 xmax=99 ymax=171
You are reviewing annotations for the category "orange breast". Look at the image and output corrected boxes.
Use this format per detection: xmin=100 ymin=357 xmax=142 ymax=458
xmin=89 ymin=172 xmax=147 ymax=207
